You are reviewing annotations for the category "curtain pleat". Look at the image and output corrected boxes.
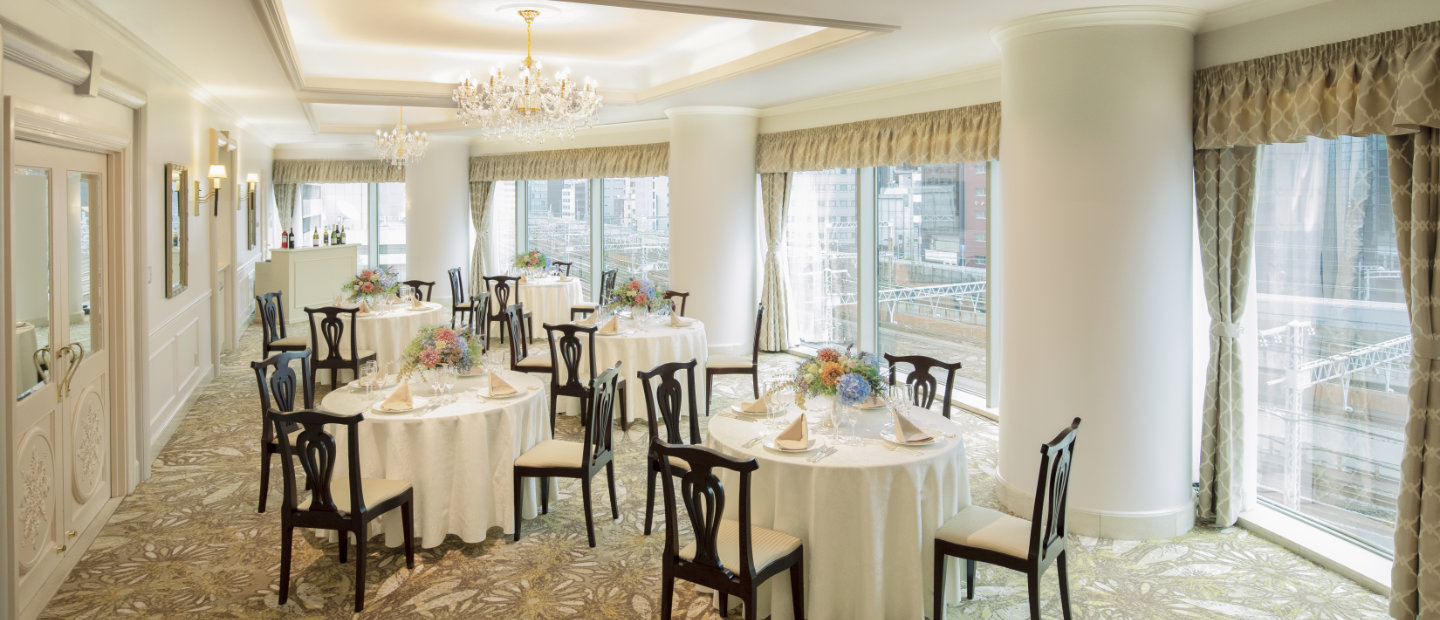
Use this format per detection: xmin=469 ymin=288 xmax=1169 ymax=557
xmin=759 ymin=172 xmax=792 ymax=351
xmin=469 ymin=181 xmax=494 ymax=286
xmin=272 ymin=183 xmax=297 ymax=232
xmin=756 ymin=102 xmax=1000 ymax=173
xmin=1194 ymin=146 xmax=1258 ymax=527
xmin=272 ymin=159 xmax=405 ymax=184
xmin=469 ymin=143 xmax=668 ymax=181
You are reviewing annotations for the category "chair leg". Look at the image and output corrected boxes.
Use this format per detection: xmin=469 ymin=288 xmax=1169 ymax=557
xmin=354 ymin=532 xmax=367 ymax=613
xmin=549 ymin=391 xmax=559 ymax=436
xmin=744 ymin=593 xmax=758 ymax=620
xmin=1057 ymin=552 xmax=1073 ymax=620
xmin=402 ymin=501 xmax=415 ymax=569
xmin=513 ymin=471 xmax=524 ymax=542
xmin=541 ymin=477 xmax=549 ymax=514
xmin=790 ymin=557 xmax=805 ymax=620
xmin=644 ymin=465 xmax=657 ymax=535
xmin=660 ymin=572 xmax=675 ymax=620
xmin=606 ymin=461 xmax=619 ymax=519
xmin=719 ymin=593 xmax=729 ymax=617
xmin=751 ymin=371 xmax=760 ymax=400
xmin=705 ymin=371 xmax=714 ymax=416
xmin=933 ymin=551 xmax=946 ymax=618
xmin=581 ymin=476 xmax=596 ymax=547
xmin=258 ymin=449 xmax=271 ymax=513
xmin=278 ymin=524 xmax=293 ymax=605
xmin=1026 ymin=569 xmax=1041 ymax=620
xmin=339 ymin=530 xmax=348 ymax=563
xmin=966 ymin=559 xmax=975 ymax=600
xmin=619 ymin=383 xmax=630 ymax=431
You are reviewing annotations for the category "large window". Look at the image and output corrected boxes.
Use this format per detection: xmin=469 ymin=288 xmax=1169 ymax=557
xmin=490 ymin=181 xmax=517 ymax=271
xmin=526 ymin=179 xmax=591 ymax=297
xmin=1252 ymin=135 xmax=1405 ymax=554
xmin=876 ymin=163 xmax=990 ymax=396
xmin=296 ymin=182 xmax=407 ymax=277
xmin=602 ymin=177 xmax=670 ymax=288
xmin=786 ymin=169 xmax=860 ymax=348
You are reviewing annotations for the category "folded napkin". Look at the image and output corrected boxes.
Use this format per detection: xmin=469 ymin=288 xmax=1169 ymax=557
xmin=670 ymin=313 xmax=688 ymax=327
xmin=576 ymin=313 xmax=599 ymax=327
xmin=599 ymin=316 xmax=620 ymax=334
xmin=357 ymin=301 xmax=372 ymax=315
xmin=859 ymin=393 xmax=885 ymax=409
xmin=333 ymin=295 xmax=347 ymax=306
xmin=737 ymin=398 xmax=768 ymax=413
xmin=891 ymin=407 xmax=934 ymax=444
xmin=378 ymin=381 xmax=413 ymax=412
xmin=411 ymin=297 xmax=425 ymax=309
xmin=559 ymin=276 xmax=571 ymax=281
xmin=488 ymin=371 xmax=517 ymax=397
xmin=776 ymin=414 xmax=809 ymax=450
xmin=518 ymin=275 xmax=528 ymax=284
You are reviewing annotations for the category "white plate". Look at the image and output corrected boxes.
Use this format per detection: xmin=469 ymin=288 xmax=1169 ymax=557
xmin=763 ymin=436 xmax=826 ymax=453
xmin=730 ymin=403 xmax=772 ymax=417
xmin=476 ymin=386 xmax=525 ymax=399
xmin=372 ymin=395 xmax=428 ymax=414
xmin=878 ymin=423 xmax=938 ymax=446
xmin=349 ymin=376 xmax=400 ymax=390
xmin=595 ymin=330 xmax=632 ymax=337
xmin=455 ymin=367 xmax=488 ymax=378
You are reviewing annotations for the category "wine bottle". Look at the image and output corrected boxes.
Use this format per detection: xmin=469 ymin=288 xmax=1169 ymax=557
xmin=312 ymin=227 xmax=319 ymax=247
xmin=280 ymin=229 xmax=287 ymax=248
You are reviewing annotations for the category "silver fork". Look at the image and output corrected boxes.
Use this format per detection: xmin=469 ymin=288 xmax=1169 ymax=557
xmin=809 ymin=446 xmax=838 ymax=463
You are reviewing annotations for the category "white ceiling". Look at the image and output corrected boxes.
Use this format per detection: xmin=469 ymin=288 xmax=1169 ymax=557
xmin=83 ymin=0 xmax=1302 ymax=147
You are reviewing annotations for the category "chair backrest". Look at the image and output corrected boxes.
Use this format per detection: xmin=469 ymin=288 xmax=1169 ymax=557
xmin=583 ymin=363 xmax=622 ymax=466
xmin=662 ymin=291 xmax=689 ymax=316
xmin=256 ymin=291 xmax=287 ymax=344
xmin=749 ymin=304 xmax=765 ymax=363
xmin=271 ymin=408 xmax=366 ymax=515
xmin=402 ymin=279 xmax=434 ymax=301
xmin=470 ymin=291 xmax=491 ymax=339
xmin=654 ymin=440 xmax=760 ymax=581
xmin=550 ymin=261 xmax=573 ymax=276
xmin=545 ymin=322 xmax=598 ymax=395
xmin=1027 ymin=417 xmax=1081 ymax=563
xmin=251 ymin=350 xmax=315 ymax=417
xmin=504 ymin=304 xmax=530 ymax=368
xmin=305 ymin=306 xmax=360 ymax=364
xmin=447 ymin=267 xmax=465 ymax=303
xmin=638 ymin=359 xmax=701 ymax=446
xmin=483 ymin=275 xmax=520 ymax=318
xmin=883 ymin=353 xmax=963 ymax=419
xmin=599 ymin=269 xmax=618 ymax=304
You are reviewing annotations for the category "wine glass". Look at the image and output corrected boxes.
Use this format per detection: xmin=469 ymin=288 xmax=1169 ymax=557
xmin=766 ymin=380 xmax=794 ymax=431
xmin=360 ymin=360 xmax=379 ymax=400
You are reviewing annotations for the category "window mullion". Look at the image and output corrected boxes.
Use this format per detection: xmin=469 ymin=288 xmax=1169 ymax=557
xmin=591 ymin=178 xmax=603 ymax=295
xmin=368 ymin=183 xmax=380 ymax=267
xmin=516 ymin=180 xmax=528 ymax=255
xmin=858 ymin=167 xmax=878 ymax=354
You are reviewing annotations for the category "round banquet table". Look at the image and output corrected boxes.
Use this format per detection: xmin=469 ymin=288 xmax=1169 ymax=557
xmin=704 ymin=403 xmax=971 ymax=620
xmin=516 ymin=276 xmax=584 ymax=333
xmin=319 ymin=369 xmax=551 ymax=548
xmin=312 ymin=301 xmax=447 ymax=369
xmin=555 ymin=316 xmax=708 ymax=421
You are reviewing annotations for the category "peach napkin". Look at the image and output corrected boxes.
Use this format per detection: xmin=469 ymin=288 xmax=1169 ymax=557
xmin=776 ymin=413 xmax=809 ymax=450
xmin=357 ymin=301 xmax=372 ymax=315
xmin=519 ymin=275 xmax=528 ymax=284
xmin=488 ymin=371 xmax=517 ymax=397
xmin=378 ymin=381 xmax=413 ymax=412
xmin=737 ymin=398 xmax=768 ymax=413
xmin=576 ymin=313 xmax=598 ymax=327
xmin=411 ymin=297 xmax=425 ymax=309
xmin=599 ymin=316 xmax=620 ymax=334
xmin=859 ymin=393 xmax=885 ymax=409
xmin=670 ymin=313 xmax=690 ymax=327
xmin=891 ymin=406 xmax=934 ymax=444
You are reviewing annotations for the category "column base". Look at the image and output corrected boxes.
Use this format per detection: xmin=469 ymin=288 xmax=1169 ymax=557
xmin=995 ymin=469 xmax=1196 ymax=540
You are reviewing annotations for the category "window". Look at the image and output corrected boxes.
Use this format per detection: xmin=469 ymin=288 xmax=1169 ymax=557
xmin=526 ymin=179 xmax=591 ymax=297
xmin=786 ymin=169 xmax=859 ymax=349
xmin=487 ymin=181 xmax=517 ymax=272
xmin=877 ymin=163 xmax=990 ymax=397
xmin=1252 ymin=135 xmax=1404 ymax=554
xmin=602 ymin=177 xmax=670 ymax=288
xmin=296 ymin=182 xmax=407 ymax=276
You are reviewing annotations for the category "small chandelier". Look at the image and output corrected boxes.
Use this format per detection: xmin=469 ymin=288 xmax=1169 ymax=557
xmin=452 ymin=9 xmax=602 ymax=143
xmin=375 ymin=109 xmax=429 ymax=167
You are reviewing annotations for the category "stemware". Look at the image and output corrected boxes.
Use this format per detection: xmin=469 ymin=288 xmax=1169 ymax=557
xmin=360 ymin=360 xmax=379 ymax=400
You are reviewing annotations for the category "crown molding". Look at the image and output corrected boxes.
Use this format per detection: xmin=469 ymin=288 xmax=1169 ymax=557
xmin=759 ymin=62 xmax=1000 ymax=120
xmin=249 ymin=0 xmax=304 ymax=91
xmin=560 ymin=0 xmax=898 ymax=32
xmin=0 ymin=16 xmax=145 ymax=108
xmin=633 ymin=28 xmax=875 ymax=104
xmin=1198 ymin=0 xmax=1338 ymax=33
xmin=992 ymin=6 xmax=1205 ymax=45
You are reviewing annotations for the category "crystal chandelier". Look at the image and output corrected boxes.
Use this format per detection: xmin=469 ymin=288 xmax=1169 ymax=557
xmin=375 ymin=109 xmax=429 ymax=167
xmin=452 ymin=9 xmax=602 ymax=143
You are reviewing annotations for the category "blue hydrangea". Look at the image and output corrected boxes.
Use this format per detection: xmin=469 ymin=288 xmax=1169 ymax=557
xmin=836 ymin=372 xmax=871 ymax=405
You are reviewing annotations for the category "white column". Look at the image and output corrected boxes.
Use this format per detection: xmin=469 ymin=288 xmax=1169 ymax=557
xmin=404 ymin=137 xmax=470 ymax=303
xmin=994 ymin=7 xmax=1201 ymax=539
xmin=666 ymin=107 xmax=759 ymax=355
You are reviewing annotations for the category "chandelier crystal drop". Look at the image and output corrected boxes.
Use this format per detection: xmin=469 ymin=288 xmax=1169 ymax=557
xmin=375 ymin=110 xmax=429 ymax=167
xmin=452 ymin=9 xmax=602 ymax=143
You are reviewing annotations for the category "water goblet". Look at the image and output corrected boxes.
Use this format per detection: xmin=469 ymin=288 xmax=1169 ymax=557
xmin=360 ymin=360 xmax=379 ymax=399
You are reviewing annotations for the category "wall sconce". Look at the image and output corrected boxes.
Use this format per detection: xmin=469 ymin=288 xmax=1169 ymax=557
xmin=195 ymin=164 xmax=227 ymax=216
xmin=245 ymin=172 xmax=259 ymax=194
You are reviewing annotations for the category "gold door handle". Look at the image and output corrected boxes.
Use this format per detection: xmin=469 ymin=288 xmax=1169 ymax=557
xmin=40 ymin=346 xmax=61 ymax=402
xmin=60 ymin=342 xmax=84 ymax=398
xmin=55 ymin=544 xmax=66 ymax=553
xmin=66 ymin=530 xmax=78 ymax=538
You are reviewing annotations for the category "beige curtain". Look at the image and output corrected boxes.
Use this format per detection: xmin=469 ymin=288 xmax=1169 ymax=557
xmin=469 ymin=181 xmax=494 ymax=286
xmin=756 ymin=102 xmax=1000 ymax=173
xmin=1389 ymin=127 xmax=1440 ymax=620
xmin=272 ymin=159 xmax=405 ymax=184
xmin=272 ymin=183 xmax=297 ymax=232
xmin=470 ymin=143 xmax=668 ymax=181
xmin=759 ymin=172 xmax=792 ymax=351
xmin=1194 ymin=147 xmax=1257 ymax=527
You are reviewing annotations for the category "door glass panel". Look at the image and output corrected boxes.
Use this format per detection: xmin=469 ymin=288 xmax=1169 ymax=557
xmin=13 ymin=167 xmax=52 ymax=401
xmin=67 ymin=171 xmax=101 ymax=356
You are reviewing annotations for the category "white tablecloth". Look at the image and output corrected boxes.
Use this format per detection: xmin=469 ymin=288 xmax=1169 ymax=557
xmin=313 ymin=301 xmax=447 ymax=367
xmin=319 ymin=369 xmax=551 ymax=548
xmin=705 ymin=404 xmax=970 ymax=620
xmin=517 ymin=277 xmax=584 ymax=332
xmin=555 ymin=317 xmax=708 ymax=421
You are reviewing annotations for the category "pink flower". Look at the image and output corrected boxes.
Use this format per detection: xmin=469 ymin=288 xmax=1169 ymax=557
xmin=418 ymin=349 xmax=441 ymax=367
xmin=435 ymin=328 xmax=456 ymax=343
xmin=816 ymin=347 xmax=841 ymax=363
xmin=360 ymin=269 xmax=373 ymax=279
xmin=635 ymin=293 xmax=648 ymax=304
xmin=628 ymin=280 xmax=642 ymax=291
xmin=360 ymin=282 xmax=375 ymax=293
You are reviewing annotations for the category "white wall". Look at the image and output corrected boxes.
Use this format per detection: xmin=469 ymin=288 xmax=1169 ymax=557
xmin=404 ymin=137 xmax=470 ymax=301
xmin=1196 ymin=0 xmax=1440 ymax=69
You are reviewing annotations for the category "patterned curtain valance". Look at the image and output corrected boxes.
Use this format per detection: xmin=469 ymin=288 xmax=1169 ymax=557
xmin=272 ymin=159 xmax=405 ymax=184
xmin=756 ymin=102 xmax=1001 ymax=173
xmin=1194 ymin=20 xmax=1440 ymax=150
xmin=468 ymin=142 xmax=669 ymax=181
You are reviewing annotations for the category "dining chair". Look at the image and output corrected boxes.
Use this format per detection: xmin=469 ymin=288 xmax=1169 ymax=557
xmin=257 ymin=291 xmax=308 ymax=359
xmin=662 ymin=290 xmax=690 ymax=316
xmin=513 ymin=362 xmax=622 ymax=547
xmin=304 ymin=306 xmax=377 ymax=389
xmin=447 ymin=267 xmax=478 ymax=328
xmin=249 ymin=350 xmax=314 ymax=513
xmin=883 ymin=353 xmax=964 ymax=419
xmin=545 ymin=323 xmax=630 ymax=434
xmin=637 ymin=359 xmax=701 ymax=535
xmin=933 ymin=417 xmax=1081 ymax=620
xmin=469 ymin=290 xmax=490 ymax=341
xmin=505 ymin=304 xmax=553 ymax=377
xmin=654 ymin=440 xmax=805 ymax=620
xmin=270 ymin=408 xmax=415 ymax=613
xmin=401 ymin=279 xmax=434 ymax=301
xmin=550 ymin=260 xmax=573 ymax=276
xmin=484 ymin=275 xmax=532 ymax=343
xmin=705 ymin=304 xmax=763 ymax=415
xmin=571 ymin=268 xmax=618 ymax=319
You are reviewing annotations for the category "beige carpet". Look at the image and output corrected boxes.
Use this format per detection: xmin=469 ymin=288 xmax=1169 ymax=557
xmin=40 ymin=325 xmax=1389 ymax=618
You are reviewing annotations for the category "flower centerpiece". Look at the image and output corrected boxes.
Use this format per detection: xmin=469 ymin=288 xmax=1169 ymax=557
xmin=514 ymin=250 xmax=549 ymax=275
xmin=606 ymin=278 xmax=668 ymax=317
xmin=398 ymin=325 xmax=483 ymax=379
xmin=343 ymin=267 xmax=399 ymax=304
xmin=793 ymin=347 xmax=884 ymax=426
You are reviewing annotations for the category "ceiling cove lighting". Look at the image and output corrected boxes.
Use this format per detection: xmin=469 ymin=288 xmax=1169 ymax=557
xmin=452 ymin=8 xmax=602 ymax=143
xmin=375 ymin=108 xmax=430 ymax=168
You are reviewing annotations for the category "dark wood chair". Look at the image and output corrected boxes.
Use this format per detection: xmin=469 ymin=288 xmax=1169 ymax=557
xmin=544 ymin=323 xmax=630 ymax=434
xmin=513 ymin=362 xmax=623 ymax=547
xmin=257 ymin=291 xmax=308 ymax=359
xmin=571 ymin=268 xmax=618 ymax=319
xmin=934 ymin=417 xmax=1081 ymax=620
xmin=505 ymin=304 xmax=553 ymax=377
xmin=654 ymin=440 xmax=805 ymax=620
xmin=447 ymin=267 xmax=478 ymax=328
xmin=271 ymin=408 xmax=415 ymax=613
xmin=468 ymin=290 xmax=490 ymax=341
xmin=662 ymin=290 xmax=690 ymax=316
xmin=638 ymin=359 xmax=701 ymax=535
xmin=705 ymin=304 xmax=763 ymax=415
xmin=483 ymin=275 xmax=532 ymax=343
xmin=304 ymin=306 xmax=377 ymax=390
xmin=401 ymin=279 xmax=434 ymax=301
xmin=550 ymin=260 xmax=573 ymax=276
xmin=884 ymin=353 xmax=964 ymax=419
xmin=250 ymin=350 xmax=314 ymax=513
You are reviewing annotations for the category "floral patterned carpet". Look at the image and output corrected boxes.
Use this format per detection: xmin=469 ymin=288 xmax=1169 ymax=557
xmin=39 ymin=325 xmax=1389 ymax=619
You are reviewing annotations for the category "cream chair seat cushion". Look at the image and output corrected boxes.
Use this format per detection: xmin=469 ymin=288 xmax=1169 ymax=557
xmin=338 ymin=349 xmax=376 ymax=361
xmin=270 ymin=335 xmax=308 ymax=348
xmin=454 ymin=302 xmax=473 ymax=309
xmin=301 ymin=477 xmax=409 ymax=513
xmin=679 ymin=519 xmax=801 ymax=574
xmin=935 ymin=505 xmax=1032 ymax=560
xmin=515 ymin=439 xmax=584 ymax=468
xmin=516 ymin=355 xmax=552 ymax=369
xmin=706 ymin=355 xmax=754 ymax=370
xmin=571 ymin=302 xmax=597 ymax=309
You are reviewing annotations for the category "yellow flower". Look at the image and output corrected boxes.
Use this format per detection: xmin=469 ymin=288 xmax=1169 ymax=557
xmin=820 ymin=362 xmax=844 ymax=387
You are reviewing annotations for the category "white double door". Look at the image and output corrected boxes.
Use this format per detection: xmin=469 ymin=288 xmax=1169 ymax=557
xmin=10 ymin=140 xmax=112 ymax=612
